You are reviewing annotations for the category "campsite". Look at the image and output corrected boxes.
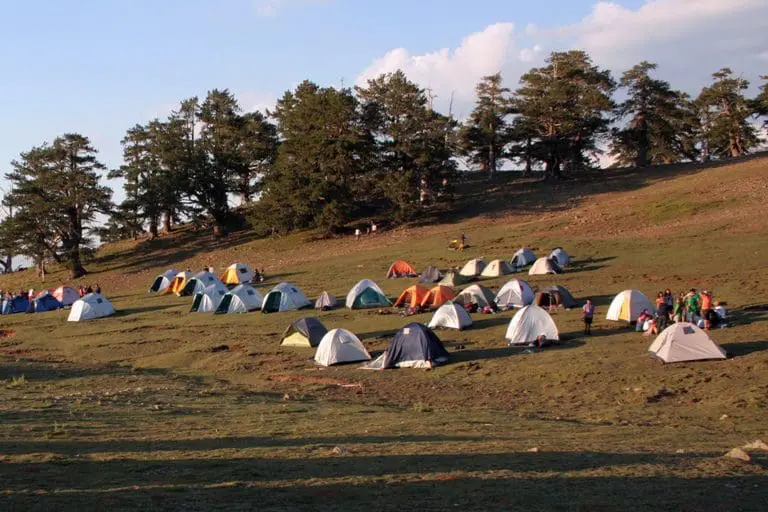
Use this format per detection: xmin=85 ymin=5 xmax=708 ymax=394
xmin=1 ymin=157 xmax=767 ymax=509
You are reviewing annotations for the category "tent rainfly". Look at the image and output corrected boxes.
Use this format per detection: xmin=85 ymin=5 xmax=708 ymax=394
xmin=418 ymin=265 xmax=443 ymax=284
xmin=191 ymin=283 xmax=229 ymax=313
xmin=262 ymin=282 xmax=311 ymax=313
xmin=420 ymin=285 xmax=456 ymax=309
xmin=648 ymin=323 xmax=727 ymax=363
xmin=606 ymin=289 xmax=655 ymax=322
xmin=364 ymin=323 xmax=449 ymax=369
xmin=215 ymin=284 xmax=263 ymax=314
xmin=315 ymin=291 xmax=338 ymax=310
xmin=453 ymin=284 xmax=496 ymax=309
xmin=281 ymin=317 xmax=328 ymax=347
xmin=220 ymin=263 xmax=254 ymax=286
xmin=346 ymin=279 xmax=391 ymax=309
xmin=549 ymin=248 xmax=571 ymax=267
xmin=393 ymin=285 xmax=429 ymax=309
xmin=179 ymin=271 xmax=223 ymax=297
xmin=165 ymin=271 xmax=191 ymax=295
xmin=386 ymin=260 xmax=418 ymax=278
xmin=528 ymin=257 xmax=562 ymax=276
xmin=438 ymin=271 xmax=471 ymax=287
xmin=535 ymin=285 xmax=578 ymax=310
xmin=314 ymin=328 xmax=371 ymax=366
xmin=480 ymin=259 xmax=516 ymax=278
xmin=428 ymin=301 xmax=473 ymax=330
xmin=67 ymin=293 xmax=115 ymax=322
xmin=149 ymin=269 xmax=179 ymax=293
xmin=495 ymin=279 xmax=535 ymax=309
xmin=53 ymin=286 xmax=80 ymax=306
xmin=510 ymin=248 xmax=536 ymax=268
xmin=28 ymin=293 xmax=62 ymax=313
xmin=505 ymin=305 xmax=559 ymax=345
xmin=459 ymin=258 xmax=487 ymax=277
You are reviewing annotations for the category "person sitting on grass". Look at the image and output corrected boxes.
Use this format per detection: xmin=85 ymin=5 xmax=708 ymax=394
xmin=636 ymin=309 xmax=653 ymax=332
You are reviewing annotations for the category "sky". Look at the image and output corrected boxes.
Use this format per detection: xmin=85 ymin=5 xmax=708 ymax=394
xmin=0 ymin=0 xmax=766 ymax=201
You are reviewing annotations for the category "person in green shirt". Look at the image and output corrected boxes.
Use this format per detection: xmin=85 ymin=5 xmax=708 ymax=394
xmin=685 ymin=288 xmax=700 ymax=322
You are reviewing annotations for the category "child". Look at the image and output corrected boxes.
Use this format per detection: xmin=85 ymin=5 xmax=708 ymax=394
xmin=582 ymin=299 xmax=595 ymax=335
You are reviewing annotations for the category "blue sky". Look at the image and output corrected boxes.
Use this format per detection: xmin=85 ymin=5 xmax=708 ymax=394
xmin=0 ymin=0 xmax=765 ymax=198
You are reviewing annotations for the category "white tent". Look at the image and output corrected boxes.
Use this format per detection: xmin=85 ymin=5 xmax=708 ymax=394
xmin=454 ymin=284 xmax=496 ymax=309
xmin=314 ymin=328 xmax=371 ymax=366
xmin=180 ymin=271 xmax=224 ymax=296
xmin=221 ymin=263 xmax=254 ymax=286
xmin=510 ymin=248 xmax=536 ymax=268
xmin=648 ymin=323 xmax=727 ymax=363
xmin=67 ymin=293 xmax=115 ymax=322
xmin=216 ymin=284 xmax=263 ymax=314
xmin=549 ymin=248 xmax=571 ymax=267
xmin=345 ymin=279 xmax=391 ymax=309
xmin=505 ymin=305 xmax=559 ymax=345
xmin=191 ymin=283 xmax=229 ymax=313
xmin=528 ymin=257 xmax=561 ymax=276
xmin=428 ymin=301 xmax=473 ymax=330
xmin=459 ymin=258 xmax=487 ymax=277
xmin=149 ymin=269 xmax=178 ymax=293
xmin=495 ymin=279 xmax=535 ymax=309
xmin=480 ymin=259 xmax=515 ymax=278
xmin=606 ymin=289 xmax=655 ymax=322
xmin=315 ymin=291 xmax=338 ymax=310
xmin=262 ymin=282 xmax=311 ymax=313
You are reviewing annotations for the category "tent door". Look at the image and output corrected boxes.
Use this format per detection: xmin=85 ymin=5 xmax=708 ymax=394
xmin=216 ymin=295 xmax=233 ymax=314
xmin=191 ymin=294 xmax=203 ymax=312
xmin=355 ymin=288 xmax=385 ymax=307
xmin=263 ymin=292 xmax=282 ymax=313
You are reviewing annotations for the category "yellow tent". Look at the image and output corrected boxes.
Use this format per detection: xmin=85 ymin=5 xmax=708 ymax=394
xmin=165 ymin=272 xmax=191 ymax=295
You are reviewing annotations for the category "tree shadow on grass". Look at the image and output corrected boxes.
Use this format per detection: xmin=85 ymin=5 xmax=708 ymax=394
xmin=113 ymin=304 xmax=181 ymax=317
xmin=448 ymin=340 xmax=584 ymax=364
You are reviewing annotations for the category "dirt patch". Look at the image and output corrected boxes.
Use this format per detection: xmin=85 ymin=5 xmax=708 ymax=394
xmin=0 ymin=330 xmax=16 ymax=339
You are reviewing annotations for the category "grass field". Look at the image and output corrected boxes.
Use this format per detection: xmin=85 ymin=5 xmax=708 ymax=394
xmin=2 ymin=157 xmax=768 ymax=510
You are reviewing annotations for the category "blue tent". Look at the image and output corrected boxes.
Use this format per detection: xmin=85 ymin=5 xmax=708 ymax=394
xmin=28 ymin=294 xmax=63 ymax=313
xmin=2 ymin=297 xmax=30 ymax=315
xmin=382 ymin=323 xmax=450 ymax=369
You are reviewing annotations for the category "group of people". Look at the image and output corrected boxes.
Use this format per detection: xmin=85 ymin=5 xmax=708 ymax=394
xmin=354 ymin=223 xmax=378 ymax=240
xmin=639 ymin=288 xmax=727 ymax=336
xmin=76 ymin=284 xmax=102 ymax=297
xmin=1 ymin=283 xmax=102 ymax=303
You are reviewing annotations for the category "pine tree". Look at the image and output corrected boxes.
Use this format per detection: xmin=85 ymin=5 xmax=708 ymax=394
xmin=697 ymin=68 xmax=758 ymax=159
xmin=4 ymin=134 xmax=112 ymax=278
xmin=459 ymin=73 xmax=512 ymax=176
xmin=511 ymin=51 xmax=615 ymax=176
xmin=753 ymin=75 xmax=768 ymax=126
xmin=610 ymin=61 xmax=699 ymax=167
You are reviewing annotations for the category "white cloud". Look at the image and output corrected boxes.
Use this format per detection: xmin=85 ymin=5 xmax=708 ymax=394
xmin=356 ymin=0 xmax=768 ymax=118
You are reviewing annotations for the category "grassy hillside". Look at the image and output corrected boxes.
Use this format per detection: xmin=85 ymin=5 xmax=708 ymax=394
xmin=1 ymin=157 xmax=768 ymax=510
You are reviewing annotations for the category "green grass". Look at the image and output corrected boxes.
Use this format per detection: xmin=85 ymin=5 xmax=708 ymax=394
xmin=1 ymin=157 xmax=768 ymax=510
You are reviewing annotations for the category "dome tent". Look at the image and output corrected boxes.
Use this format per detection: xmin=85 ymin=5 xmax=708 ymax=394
xmin=149 ymin=269 xmax=179 ymax=293
xmin=220 ymin=263 xmax=254 ymax=286
xmin=314 ymin=329 xmax=371 ymax=366
xmin=528 ymin=257 xmax=562 ymax=276
xmin=386 ymin=260 xmax=418 ymax=278
xmin=418 ymin=265 xmax=443 ymax=284
xmin=365 ymin=323 xmax=449 ymax=369
xmin=346 ymin=279 xmax=391 ymax=309
xmin=454 ymin=284 xmax=496 ymax=309
xmin=459 ymin=258 xmax=487 ymax=277
xmin=315 ymin=291 xmax=338 ymax=310
xmin=28 ymin=293 xmax=63 ymax=313
xmin=648 ymin=323 xmax=727 ymax=363
xmin=535 ymin=285 xmax=578 ymax=310
xmin=428 ymin=301 xmax=473 ymax=330
xmin=606 ymin=289 xmax=655 ymax=322
xmin=1 ymin=296 xmax=29 ymax=315
xmin=393 ymin=285 xmax=429 ymax=309
xmin=262 ymin=282 xmax=311 ymax=313
xmin=191 ymin=283 xmax=229 ymax=313
xmin=165 ymin=271 xmax=192 ymax=295
xmin=495 ymin=279 xmax=535 ymax=309
xmin=420 ymin=285 xmax=456 ymax=309
xmin=215 ymin=284 xmax=263 ymax=314
xmin=281 ymin=317 xmax=328 ymax=347
xmin=510 ymin=248 xmax=536 ymax=269
xmin=549 ymin=247 xmax=571 ymax=267
xmin=438 ymin=271 xmax=471 ymax=287
xmin=179 ymin=271 xmax=224 ymax=297
xmin=481 ymin=259 xmax=515 ymax=278
xmin=68 ymin=293 xmax=115 ymax=322
xmin=505 ymin=305 xmax=559 ymax=346
xmin=52 ymin=286 xmax=80 ymax=306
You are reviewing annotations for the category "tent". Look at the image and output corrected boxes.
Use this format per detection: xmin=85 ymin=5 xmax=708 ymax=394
xmin=648 ymin=323 xmax=727 ymax=363
xmin=149 ymin=269 xmax=179 ymax=293
xmin=393 ymin=285 xmax=430 ymax=309
xmin=481 ymin=259 xmax=516 ymax=278
xmin=495 ymin=279 xmax=535 ymax=309
xmin=549 ymin=248 xmax=571 ymax=267
xmin=165 ymin=271 xmax=191 ymax=295
xmin=505 ymin=305 xmax=559 ymax=345
xmin=428 ymin=301 xmax=473 ymax=330
xmin=191 ymin=283 xmax=229 ymax=313
xmin=386 ymin=260 xmax=418 ymax=278
xmin=67 ymin=293 xmax=115 ymax=322
xmin=459 ymin=258 xmax=487 ymax=277
xmin=314 ymin=328 xmax=371 ymax=366
xmin=28 ymin=293 xmax=62 ymax=313
xmin=535 ymin=285 xmax=577 ymax=309
xmin=454 ymin=284 xmax=496 ymax=309
xmin=215 ymin=284 xmax=263 ymax=314
xmin=606 ymin=289 xmax=655 ymax=322
xmin=179 ymin=271 xmax=223 ymax=297
xmin=418 ymin=265 xmax=443 ymax=284
xmin=315 ymin=291 xmax=338 ymax=310
xmin=528 ymin=257 xmax=562 ymax=276
xmin=281 ymin=317 xmax=328 ymax=347
xmin=52 ymin=286 xmax=80 ymax=306
xmin=1 ymin=296 xmax=29 ymax=315
xmin=439 ymin=271 xmax=471 ymax=287
xmin=262 ymin=282 xmax=311 ymax=313
xmin=346 ymin=279 xmax=391 ymax=309
xmin=510 ymin=248 xmax=536 ymax=268
xmin=367 ymin=323 xmax=449 ymax=369
xmin=420 ymin=285 xmax=456 ymax=309
xmin=220 ymin=263 xmax=254 ymax=286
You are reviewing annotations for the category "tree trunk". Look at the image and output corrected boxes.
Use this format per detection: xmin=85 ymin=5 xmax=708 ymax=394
xmin=38 ymin=260 xmax=46 ymax=281
xmin=523 ymin=138 xmax=532 ymax=177
xmin=162 ymin=212 xmax=172 ymax=233
xmin=634 ymin=113 xmax=649 ymax=168
xmin=488 ymin=144 xmax=496 ymax=179
xmin=149 ymin=216 xmax=159 ymax=239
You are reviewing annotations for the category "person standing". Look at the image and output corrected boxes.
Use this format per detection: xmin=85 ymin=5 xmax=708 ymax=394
xmin=685 ymin=288 xmax=700 ymax=323
xmin=700 ymin=289 xmax=713 ymax=331
xmin=582 ymin=299 xmax=595 ymax=335
xmin=354 ymin=228 xmax=361 ymax=240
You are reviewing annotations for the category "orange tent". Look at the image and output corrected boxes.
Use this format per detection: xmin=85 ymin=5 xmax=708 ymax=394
xmin=387 ymin=260 xmax=418 ymax=278
xmin=393 ymin=285 xmax=429 ymax=308
xmin=165 ymin=272 xmax=191 ymax=295
xmin=420 ymin=285 xmax=456 ymax=309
